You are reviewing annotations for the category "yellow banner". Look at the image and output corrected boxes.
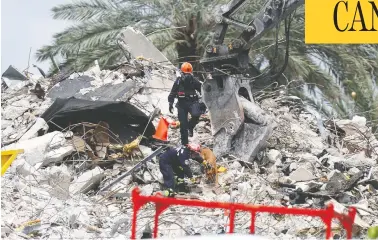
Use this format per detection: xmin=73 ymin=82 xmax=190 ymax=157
xmin=305 ymin=0 xmax=378 ymax=43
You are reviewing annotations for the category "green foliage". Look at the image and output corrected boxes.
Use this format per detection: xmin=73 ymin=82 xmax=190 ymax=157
xmin=36 ymin=0 xmax=226 ymax=72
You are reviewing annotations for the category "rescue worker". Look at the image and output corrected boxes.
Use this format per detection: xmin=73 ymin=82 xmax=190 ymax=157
xmin=158 ymin=143 xmax=212 ymax=197
xmin=168 ymin=62 xmax=203 ymax=145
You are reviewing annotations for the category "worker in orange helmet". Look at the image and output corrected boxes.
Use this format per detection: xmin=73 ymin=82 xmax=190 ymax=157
xmin=168 ymin=62 xmax=205 ymax=145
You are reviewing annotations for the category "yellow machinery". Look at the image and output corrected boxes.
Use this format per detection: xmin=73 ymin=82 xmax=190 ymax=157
xmin=1 ymin=149 xmax=24 ymax=176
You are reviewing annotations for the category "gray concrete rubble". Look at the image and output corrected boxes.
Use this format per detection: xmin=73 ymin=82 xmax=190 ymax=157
xmin=2 ymin=59 xmax=378 ymax=239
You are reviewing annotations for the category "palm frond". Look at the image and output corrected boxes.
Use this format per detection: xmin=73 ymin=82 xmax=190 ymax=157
xmin=52 ymin=0 xmax=121 ymax=21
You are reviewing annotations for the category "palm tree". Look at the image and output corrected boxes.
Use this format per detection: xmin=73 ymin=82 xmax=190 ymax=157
xmin=241 ymin=2 xmax=377 ymax=131
xmin=37 ymin=0 xmax=378 ymax=131
xmin=36 ymin=0 xmax=228 ymax=73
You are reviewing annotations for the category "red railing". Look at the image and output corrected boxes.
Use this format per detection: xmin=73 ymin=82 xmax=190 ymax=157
xmin=131 ymin=187 xmax=357 ymax=239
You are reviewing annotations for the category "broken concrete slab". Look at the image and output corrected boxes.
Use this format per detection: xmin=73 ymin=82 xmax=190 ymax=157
xmin=117 ymin=28 xmax=177 ymax=120
xmin=45 ymin=165 xmax=71 ymax=200
xmin=11 ymin=99 xmax=30 ymax=108
xmin=335 ymin=115 xmax=367 ymax=131
xmin=2 ymin=131 xmax=69 ymax=167
xmin=346 ymin=152 xmax=376 ymax=167
xmin=118 ymin=27 xmax=175 ymax=70
xmin=7 ymin=157 xmax=38 ymax=176
xmin=19 ymin=117 xmax=49 ymax=141
xmin=140 ymin=185 xmax=154 ymax=196
xmin=43 ymin=144 xmax=75 ymax=166
xmin=48 ymin=71 xmax=140 ymax=102
xmin=1 ymin=65 xmax=28 ymax=89
xmin=295 ymin=181 xmax=323 ymax=192
xmin=69 ymin=167 xmax=104 ymax=195
xmin=289 ymin=168 xmax=316 ymax=182
xmin=337 ymin=191 xmax=359 ymax=204
xmin=348 ymin=167 xmax=361 ymax=175
xmin=351 ymin=200 xmax=371 ymax=216
xmin=218 ymin=122 xmax=273 ymax=163
xmin=1 ymin=120 xmax=13 ymax=130
xmin=2 ymin=105 xmax=29 ymax=120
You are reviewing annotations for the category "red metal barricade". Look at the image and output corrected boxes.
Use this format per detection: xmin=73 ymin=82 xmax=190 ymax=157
xmin=131 ymin=187 xmax=357 ymax=239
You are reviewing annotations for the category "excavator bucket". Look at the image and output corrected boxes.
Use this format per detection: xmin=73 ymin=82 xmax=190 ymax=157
xmin=202 ymin=75 xmax=273 ymax=162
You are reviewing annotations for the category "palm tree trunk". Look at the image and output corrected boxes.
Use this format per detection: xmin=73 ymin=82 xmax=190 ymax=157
xmin=175 ymin=15 xmax=201 ymax=74
xmin=176 ymin=39 xmax=197 ymax=68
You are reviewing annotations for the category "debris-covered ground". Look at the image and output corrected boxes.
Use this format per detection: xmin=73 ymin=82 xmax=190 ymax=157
xmin=1 ymin=59 xmax=378 ymax=240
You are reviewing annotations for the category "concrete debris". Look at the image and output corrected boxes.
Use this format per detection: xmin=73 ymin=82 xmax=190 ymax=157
xmin=19 ymin=117 xmax=49 ymax=141
xmin=69 ymin=166 xmax=104 ymax=195
xmin=44 ymin=165 xmax=71 ymax=200
xmin=2 ymin=131 xmax=70 ymax=166
xmin=1 ymin=65 xmax=29 ymax=90
xmin=2 ymin=47 xmax=378 ymax=240
xmin=326 ymin=199 xmax=370 ymax=228
xmin=289 ymin=168 xmax=316 ymax=182
xmin=267 ymin=149 xmax=282 ymax=163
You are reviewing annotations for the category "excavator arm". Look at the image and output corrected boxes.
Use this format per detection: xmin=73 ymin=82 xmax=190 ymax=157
xmin=199 ymin=0 xmax=304 ymax=162
xmin=202 ymin=0 xmax=304 ymax=68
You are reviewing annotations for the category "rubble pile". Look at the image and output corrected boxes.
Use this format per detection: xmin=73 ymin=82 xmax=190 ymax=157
xmin=1 ymin=61 xmax=378 ymax=239
xmin=1 ymin=79 xmax=52 ymax=145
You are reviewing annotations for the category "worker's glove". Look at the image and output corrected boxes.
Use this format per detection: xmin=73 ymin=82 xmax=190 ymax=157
xmin=169 ymin=104 xmax=174 ymax=114
xmin=189 ymin=177 xmax=199 ymax=184
xmin=175 ymin=176 xmax=185 ymax=184
xmin=176 ymin=178 xmax=186 ymax=187
xmin=202 ymin=161 xmax=212 ymax=171
xmin=177 ymin=178 xmax=185 ymax=184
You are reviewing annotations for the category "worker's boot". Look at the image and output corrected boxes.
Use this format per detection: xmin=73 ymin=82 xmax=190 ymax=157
xmin=163 ymin=188 xmax=175 ymax=197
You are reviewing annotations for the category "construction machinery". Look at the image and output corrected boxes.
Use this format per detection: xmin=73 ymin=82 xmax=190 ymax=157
xmin=118 ymin=0 xmax=304 ymax=162
xmin=199 ymin=0 xmax=304 ymax=162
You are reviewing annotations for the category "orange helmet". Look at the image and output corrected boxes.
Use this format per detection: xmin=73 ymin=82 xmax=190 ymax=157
xmin=181 ymin=62 xmax=193 ymax=73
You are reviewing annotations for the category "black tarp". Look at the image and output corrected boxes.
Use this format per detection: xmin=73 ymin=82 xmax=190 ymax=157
xmin=41 ymin=97 xmax=155 ymax=143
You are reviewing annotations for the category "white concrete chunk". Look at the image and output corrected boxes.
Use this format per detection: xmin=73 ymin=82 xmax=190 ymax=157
xmin=267 ymin=149 xmax=282 ymax=163
xmin=289 ymin=168 xmax=315 ymax=182
xmin=2 ymin=131 xmax=67 ymax=167
xmin=45 ymin=165 xmax=71 ymax=200
xmin=11 ymin=99 xmax=30 ymax=108
xmin=3 ymin=106 xmax=29 ymax=120
xmin=19 ymin=117 xmax=49 ymax=141
xmin=69 ymin=167 xmax=104 ymax=195
xmin=1 ymin=119 xmax=13 ymax=130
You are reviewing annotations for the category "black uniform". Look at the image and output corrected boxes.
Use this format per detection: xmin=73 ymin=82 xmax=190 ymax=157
xmin=168 ymin=73 xmax=203 ymax=145
xmin=158 ymin=146 xmax=204 ymax=190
